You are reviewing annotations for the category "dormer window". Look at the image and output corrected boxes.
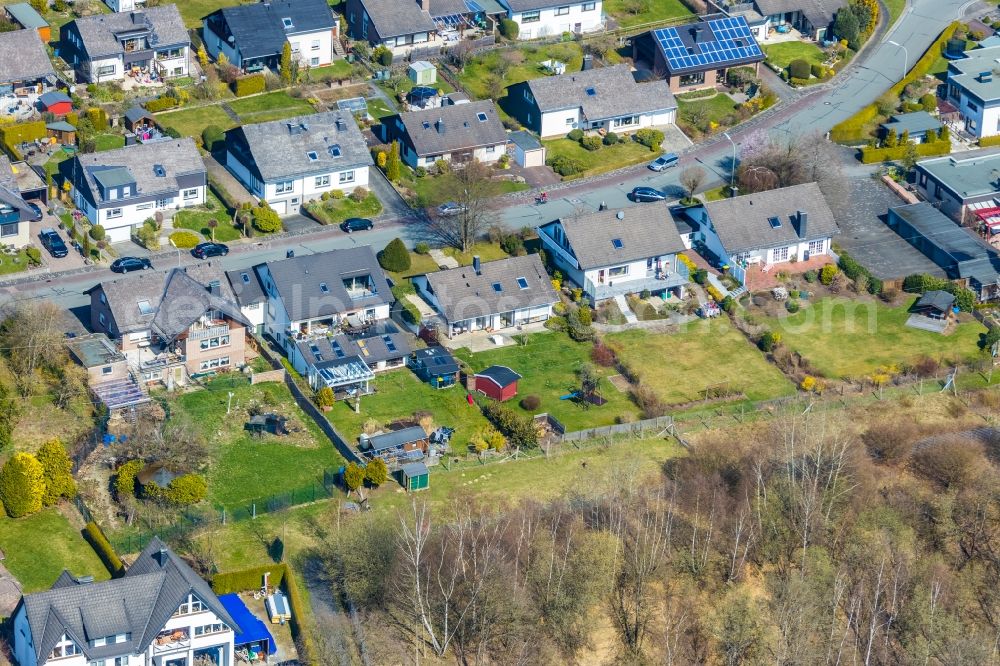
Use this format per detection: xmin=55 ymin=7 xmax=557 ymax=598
xmin=50 ymin=634 xmax=81 ymax=659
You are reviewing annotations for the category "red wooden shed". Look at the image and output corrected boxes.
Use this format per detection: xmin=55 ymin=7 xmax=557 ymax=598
xmin=472 ymin=365 xmax=521 ymax=402
xmin=38 ymin=91 xmax=72 ymax=116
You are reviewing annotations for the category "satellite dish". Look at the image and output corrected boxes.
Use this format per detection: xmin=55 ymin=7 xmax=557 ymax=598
xmin=616 ymin=210 xmax=624 ymax=220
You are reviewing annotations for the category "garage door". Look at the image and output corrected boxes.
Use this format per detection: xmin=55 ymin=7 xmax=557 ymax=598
xmin=271 ymin=200 xmax=287 ymax=215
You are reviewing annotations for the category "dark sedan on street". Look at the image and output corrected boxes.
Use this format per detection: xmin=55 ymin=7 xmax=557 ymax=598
xmin=340 ymin=217 xmax=374 ymax=233
xmin=110 ymin=257 xmax=153 ymax=273
xmin=192 ymin=242 xmax=230 ymax=259
xmin=630 ymin=186 xmax=668 ymax=203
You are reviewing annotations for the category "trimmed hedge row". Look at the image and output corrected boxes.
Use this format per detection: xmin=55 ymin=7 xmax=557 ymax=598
xmin=980 ymin=134 xmax=1000 ymax=148
xmin=233 ymin=73 xmax=266 ymax=97
xmin=83 ymin=521 xmax=125 ymax=577
xmin=859 ymin=139 xmax=952 ymax=163
xmin=0 ymin=120 xmax=47 ymax=159
xmin=145 ymin=96 xmax=179 ymax=112
xmin=837 ymin=249 xmax=882 ymax=295
xmin=830 ymin=21 xmax=960 ymax=144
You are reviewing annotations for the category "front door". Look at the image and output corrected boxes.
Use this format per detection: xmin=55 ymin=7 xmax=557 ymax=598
xmin=474 ymin=316 xmax=487 ymax=330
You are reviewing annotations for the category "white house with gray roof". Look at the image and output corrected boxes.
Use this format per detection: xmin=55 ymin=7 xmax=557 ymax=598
xmin=510 ymin=64 xmax=676 ymax=138
xmin=59 ymin=5 xmax=190 ymax=83
xmin=386 ymin=100 xmax=507 ymax=168
xmin=538 ymin=205 xmax=689 ymax=301
xmin=497 ymin=0 xmax=603 ymax=39
xmin=68 ymin=138 xmax=206 ymax=243
xmin=224 ymin=111 xmax=372 ymax=216
xmin=14 ymin=537 xmax=239 ymax=666
xmin=945 ymin=44 xmax=1000 ymax=139
xmin=914 ymin=149 xmax=1000 ymax=224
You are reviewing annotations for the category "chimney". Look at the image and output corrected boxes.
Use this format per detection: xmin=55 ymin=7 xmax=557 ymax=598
xmin=616 ymin=210 xmax=624 ymax=220
xmin=582 ymin=54 xmax=593 ymax=71
xmin=158 ymin=547 xmax=169 ymax=565
xmin=419 ymin=0 xmax=430 ymax=11
xmin=473 ymin=255 xmax=481 ymax=275
xmin=76 ymin=575 xmax=94 ymax=584
xmin=335 ymin=116 xmax=345 ymax=131
xmin=797 ymin=210 xmax=808 ymax=238
xmin=436 ymin=118 xmax=445 ymax=133
xmin=692 ymin=26 xmax=702 ymax=42
xmin=208 ymin=280 xmax=221 ymax=296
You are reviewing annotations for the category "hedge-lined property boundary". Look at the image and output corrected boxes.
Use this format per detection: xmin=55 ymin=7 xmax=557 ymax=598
xmin=859 ymin=139 xmax=952 ymax=163
xmin=83 ymin=521 xmax=125 ymax=577
xmin=830 ymin=21 xmax=960 ymax=144
xmin=980 ymin=134 xmax=1000 ymax=147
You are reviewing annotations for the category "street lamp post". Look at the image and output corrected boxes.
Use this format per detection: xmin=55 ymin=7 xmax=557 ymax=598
xmin=887 ymin=40 xmax=909 ymax=80
xmin=723 ymin=131 xmax=738 ymax=197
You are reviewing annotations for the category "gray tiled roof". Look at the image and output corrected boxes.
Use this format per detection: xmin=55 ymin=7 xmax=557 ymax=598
xmin=359 ymin=0 xmax=436 ymax=39
xmin=915 ymin=148 xmax=1000 ymax=199
xmin=229 ymin=110 xmax=372 ymax=182
xmin=476 ymin=364 xmax=520 ymax=387
xmin=544 ymin=205 xmax=686 ymax=269
xmin=151 ymin=268 xmax=250 ymax=342
xmin=296 ymin=322 xmax=411 ymax=367
xmin=754 ymin=0 xmax=844 ymax=27
xmin=503 ymin=0 xmax=581 ymax=10
xmin=369 ymin=425 xmax=428 ymax=452
xmin=916 ymin=289 xmax=955 ymax=312
xmin=226 ymin=267 xmax=267 ymax=306
xmin=21 ymin=537 xmax=239 ymax=663
xmin=421 ymin=254 xmax=558 ymax=322
xmin=947 ymin=46 xmax=1000 ymax=102
xmin=700 ymin=182 xmax=839 ymax=254
xmin=398 ymin=100 xmax=507 ymax=157
xmin=69 ymin=5 xmax=188 ymax=59
xmin=263 ymin=245 xmax=392 ymax=322
xmin=210 ymin=0 xmax=335 ymax=60
xmin=74 ymin=138 xmax=205 ymax=206
xmin=124 ymin=105 xmax=153 ymax=123
xmin=0 ymin=29 xmax=55 ymax=84
xmin=526 ymin=64 xmax=676 ymax=119
xmin=880 ymin=111 xmax=942 ymax=135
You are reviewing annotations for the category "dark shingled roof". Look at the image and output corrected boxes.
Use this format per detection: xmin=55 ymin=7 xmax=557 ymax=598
xmin=754 ymin=0 xmax=845 ymax=29
xmin=401 ymin=461 xmax=429 ymax=478
xmin=73 ymin=138 xmax=205 ymax=206
xmin=151 ymin=269 xmax=251 ymax=343
xmin=421 ymin=254 xmax=558 ymax=323
xmin=0 ymin=29 xmax=55 ymax=84
xmin=525 ymin=64 xmax=676 ymax=119
xmin=226 ymin=267 xmax=267 ymax=307
xmin=208 ymin=0 xmax=334 ymax=60
xmin=295 ymin=323 xmax=411 ymax=367
xmin=700 ymin=182 xmax=839 ymax=254
xmin=124 ymin=105 xmax=153 ymax=124
xmin=398 ymin=100 xmax=507 ymax=157
xmin=20 ymin=537 xmax=239 ymax=663
xmin=69 ymin=5 xmax=188 ymax=59
xmin=915 ymin=289 xmax=955 ymax=312
xmin=476 ymin=364 xmax=521 ymax=388
xmin=410 ymin=346 xmax=459 ymax=376
xmin=263 ymin=246 xmax=392 ymax=322
xmin=368 ymin=425 xmax=428 ymax=452
xmin=357 ymin=0 xmax=436 ymax=39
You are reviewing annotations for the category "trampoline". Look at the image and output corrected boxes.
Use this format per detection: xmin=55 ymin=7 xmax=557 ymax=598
xmin=218 ymin=593 xmax=275 ymax=661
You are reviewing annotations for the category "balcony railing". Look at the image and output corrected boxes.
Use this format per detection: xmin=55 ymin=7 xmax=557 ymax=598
xmin=152 ymin=632 xmax=190 ymax=654
xmin=585 ymin=263 xmax=689 ymax=301
xmin=188 ymin=324 xmax=230 ymax=340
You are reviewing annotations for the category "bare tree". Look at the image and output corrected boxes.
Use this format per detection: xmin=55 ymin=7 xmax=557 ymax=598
xmin=679 ymin=166 xmax=707 ymax=201
xmin=0 ymin=300 xmax=66 ymax=395
xmin=432 ymin=160 xmax=500 ymax=253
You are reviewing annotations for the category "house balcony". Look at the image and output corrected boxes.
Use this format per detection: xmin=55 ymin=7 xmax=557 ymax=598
xmin=188 ymin=324 xmax=230 ymax=340
xmin=137 ymin=345 xmax=185 ymax=371
xmin=585 ymin=265 xmax=689 ymax=301
xmin=152 ymin=629 xmax=190 ymax=654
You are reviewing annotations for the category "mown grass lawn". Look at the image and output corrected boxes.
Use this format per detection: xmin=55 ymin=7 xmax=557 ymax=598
xmin=677 ymin=93 xmax=739 ymax=126
xmin=229 ymin=92 xmax=315 ymax=125
xmin=400 ymin=169 xmax=529 ymax=207
xmin=156 ymin=105 xmax=236 ymax=138
xmin=0 ymin=508 xmax=111 ymax=592
xmin=455 ymin=333 xmax=641 ymax=431
xmin=763 ymin=41 xmax=826 ymax=69
xmin=442 ymin=241 xmax=511 ymax=266
xmin=170 ymin=377 xmax=344 ymax=510
xmin=604 ymin=0 xmax=693 ymax=27
xmin=93 ymin=133 xmax=125 ymax=151
xmin=366 ymin=97 xmax=395 ymax=120
xmin=457 ymin=42 xmax=583 ymax=100
xmin=762 ymin=297 xmax=988 ymax=379
xmin=0 ymin=249 xmax=33 ymax=275
xmin=607 ymin=318 xmax=796 ymax=405
xmin=172 ymin=190 xmax=242 ymax=242
xmin=174 ymin=0 xmax=243 ymax=27
xmin=543 ymin=136 xmax=659 ymax=179
xmin=306 ymin=60 xmax=354 ymax=81
xmin=303 ymin=192 xmax=382 ymax=225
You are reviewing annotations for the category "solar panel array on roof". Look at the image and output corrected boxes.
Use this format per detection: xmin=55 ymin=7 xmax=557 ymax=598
xmin=653 ymin=16 xmax=762 ymax=72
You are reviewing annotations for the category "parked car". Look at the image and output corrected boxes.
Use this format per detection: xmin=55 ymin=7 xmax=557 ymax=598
xmin=26 ymin=202 xmax=43 ymax=220
xmin=340 ymin=217 xmax=374 ymax=233
xmin=110 ymin=257 xmax=153 ymax=273
xmin=192 ymin=242 xmax=229 ymax=259
xmin=437 ymin=201 xmax=466 ymax=216
xmin=648 ymin=153 xmax=679 ymax=172
xmin=630 ymin=186 xmax=667 ymax=203
xmin=39 ymin=228 xmax=67 ymax=258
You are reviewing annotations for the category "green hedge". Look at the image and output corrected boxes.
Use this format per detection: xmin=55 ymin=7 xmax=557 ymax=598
xmin=233 ymin=73 xmax=266 ymax=97
xmin=859 ymin=139 xmax=952 ymax=163
xmin=837 ymin=249 xmax=882 ymax=295
xmin=208 ymin=176 xmax=239 ymax=213
xmin=980 ymin=135 xmax=1000 ymax=147
xmin=145 ymin=96 xmax=179 ymax=112
xmin=830 ymin=21 xmax=960 ymax=144
xmin=392 ymin=284 xmax=421 ymax=325
xmin=83 ymin=521 xmax=125 ymax=577
xmin=0 ymin=120 xmax=48 ymax=159
xmin=902 ymin=273 xmax=976 ymax=311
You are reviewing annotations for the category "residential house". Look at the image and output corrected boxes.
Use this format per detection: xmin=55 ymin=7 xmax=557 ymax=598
xmin=86 ymin=262 xmax=250 ymax=385
xmin=413 ymin=254 xmax=558 ymax=337
xmin=633 ymin=16 xmax=764 ymax=92
xmin=225 ymin=111 xmax=371 ymax=216
xmin=13 ymin=537 xmax=240 ymax=666
xmin=687 ymin=182 xmax=839 ymax=284
xmin=0 ymin=28 xmax=56 ymax=92
xmin=913 ymin=149 xmax=1000 ymax=224
xmin=0 ymin=156 xmax=38 ymax=248
xmin=470 ymin=365 xmax=520 ymax=401
xmin=731 ymin=0 xmax=845 ymax=41
xmin=345 ymin=0 xmax=505 ymax=52
xmin=226 ymin=267 xmax=267 ymax=334
xmin=495 ymin=0 xmax=604 ymax=40
xmin=944 ymin=45 xmax=1000 ymax=139
xmin=385 ymin=100 xmax=507 ymax=168
xmin=509 ymin=64 xmax=677 ymax=138
xmin=887 ymin=202 xmax=1000 ymax=301
xmin=60 ymin=5 xmax=190 ymax=83
xmin=537 ymin=205 xmax=689 ymax=302
xmin=5 ymin=4 xmax=50 ymax=42
xmin=408 ymin=346 xmax=460 ymax=387
xmin=103 ymin=0 xmax=146 ymax=12
xmin=257 ymin=247 xmax=402 ymax=397
xmin=879 ymin=111 xmax=943 ymax=143
xmin=0 ymin=155 xmax=47 ymax=204
xmin=203 ymin=0 xmax=339 ymax=73
xmin=65 ymin=332 xmax=150 ymax=411
xmin=68 ymin=138 xmax=206 ymax=243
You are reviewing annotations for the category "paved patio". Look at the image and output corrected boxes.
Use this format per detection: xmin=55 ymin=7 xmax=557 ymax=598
xmin=742 ymin=254 xmax=833 ymax=292
xmin=438 ymin=321 xmax=550 ymax=352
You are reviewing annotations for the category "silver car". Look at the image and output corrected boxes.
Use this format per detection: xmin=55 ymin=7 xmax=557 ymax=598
xmin=648 ymin=153 xmax=679 ymax=172
xmin=437 ymin=201 xmax=466 ymax=216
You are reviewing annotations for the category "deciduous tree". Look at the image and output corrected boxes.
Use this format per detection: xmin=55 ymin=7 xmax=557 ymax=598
xmin=0 ymin=452 xmax=45 ymax=517
xmin=433 ymin=160 xmax=500 ymax=253
xmin=36 ymin=438 xmax=76 ymax=506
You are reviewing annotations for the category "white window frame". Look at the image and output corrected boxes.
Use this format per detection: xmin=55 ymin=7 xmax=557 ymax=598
xmin=275 ymin=180 xmax=294 ymax=194
xmin=183 ymin=188 xmax=198 ymax=200
xmin=315 ymin=175 xmax=330 ymax=187
xmin=521 ymin=10 xmax=540 ymax=22
xmin=338 ymin=170 xmax=355 ymax=184
xmin=555 ymin=5 xmax=570 ymax=14
xmin=772 ymin=246 xmax=790 ymax=262
xmin=807 ymin=239 xmax=825 ymax=255
xmin=97 ymin=64 xmax=116 ymax=77
xmin=582 ymin=1 xmax=596 ymax=9
xmin=311 ymin=39 xmax=320 ymax=50
xmin=608 ymin=265 xmax=628 ymax=277
xmin=107 ymin=208 xmax=122 ymax=219
xmin=0 ymin=223 xmax=17 ymax=237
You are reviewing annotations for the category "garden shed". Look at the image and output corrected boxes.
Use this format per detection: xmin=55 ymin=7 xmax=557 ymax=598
xmin=912 ymin=290 xmax=955 ymax=320
xmin=363 ymin=425 xmax=430 ymax=465
xmin=5 ymin=3 xmax=49 ymax=42
xmin=509 ymin=130 xmax=546 ymax=168
xmin=38 ymin=91 xmax=71 ymax=116
xmin=471 ymin=365 xmax=521 ymax=402
xmin=408 ymin=60 xmax=437 ymax=85
xmin=124 ymin=105 xmax=156 ymax=133
xmin=400 ymin=461 xmax=429 ymax=491
xmin=408 ymin=346 xmax=460 ymax=388
xmin=46 ymin=121 xmax=76 ymax=145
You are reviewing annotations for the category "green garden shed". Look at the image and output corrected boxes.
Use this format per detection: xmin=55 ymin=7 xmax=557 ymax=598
xmin=400 ymin=461 xmax=429 ymax=491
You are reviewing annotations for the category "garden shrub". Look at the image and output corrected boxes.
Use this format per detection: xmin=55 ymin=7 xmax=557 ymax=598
xmin=634 ymin=128 xmax=664 ymax=151
xmin=391 ymin=285 xmax=422 ymax=324
xmin=519 ymin=395 xmax=541 ymax=410
xmin=364 ymin=458 xmax=388 ymax=487
xmin=859 ymin=140 xmax=951 ymax=163
xmin=692 ymin=268 xmax=708 ymax=285
xmin=212 ymin=564 xmax=288 ymax=594
xmin=980 ymin=134 xmax=1000 ymax=147
xmin=603 ymin=131 xmax=619 ymax=145
xmin=920 ymin=93 xmax=937 ymax=112
xmin=233 ymin=73 xmax=266 ymax=97
xmin=902 ymin=273 xmax=975 ymax=311
xmin=580 ymin=136 xmax=602 ymax=151
xmin=83 ymin=521 xmax=125 ymax=577
xmin=89 ymin=224 xmax=106 ymax=241
xmin=169 ymin=230 xmax=200 ymax=248
xmin=25 ymin=246 xmax=41 ymax=265
xmin=373 ymin=45 xmax=393 ymax=67
xmin=549 ymin=155 xmax=585 ymax=176
xmin=415 ymin=241 xmax=430 ymax=254
xmin=819 ymin=263 xmax=839 ymax=285
xmin=803 ymin=269 xmax=817 ymax=283
xmin=630 ymin=384 xmax=666 ymax=419
xmin=758 ymin=330 xmax=781 ymax=352
xmin=567 ymin=128 xmax=584 ymax=141
xmin=36 ymin=438 xmax=75 ymax=507
xmin=706 ymin=284 xmax=725 ymax=302
xmin=0 ymin=453 xmax=44 ymax=518
xmin=317 ymin=386 xmax=335 ymax=408
xmin=414 ymin=166 xmax=427 ymax=178
xmin=378 ymin=237 xmax=411 ymax=272
xmin=499 ymin=18 xmax=519 ymax=39
xmin=678 ymin=253 xmax=697 ymax=272
xmin=349 ymin=187 xmax=368 ymax=202
xmin=201 ymin=125 xmax=225 ymax=152
xmin=789 ymin=59 xmax=811 ymax=79
xmin=162 ymin=474 xmax=207 ymax=505
xmin=145 ymin=96 xmax=178 ymax=112
xmin=809 ymin=63 xmax=826 ymax=79
xmin=114 ymin=459 xmax=142 ymax=499
xmin=838 ymin=249 xmax=881 ymax=295
xmin=480 ymin=399 xmax=538 ymax=448
xmin=253 ymin=204 xmax=283 ymax=233
xmin=591 ymin=340 xmax=617 ymax=366
xmin=786 ymin=299 xmax=800 ymax=313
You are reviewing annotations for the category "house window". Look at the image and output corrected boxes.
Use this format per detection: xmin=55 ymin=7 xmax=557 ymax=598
xmin=315 ymin=175 xmax=330 ymax=187
xmin=137 ymin=202 xmax=154 ymax=210
xmin=583 ymin=1 xmax=596 ymax=9
xmin=311 ymin=39 xmax=320 ymax=50
xmin=282 ymin=17 xmax=293 ymax=28
xmin=522 ymin=10 xmax=540 ymax=22
xmin=99 ymin=312 xmax=106 ymax=326
xmin=339 ymin=170 xmax=355 ymax=184
xmin=516 ymin=277 xmax=529 ymax=289
xmin=50 ymin=634 xmax=81 ymax=659
xmin=968 ymin=100 xmax=979 ymax=112
xmin=107 ymin=208 xmax=122 ymax=219
xmin=137 ymin=299 xmax=154 ymax=315
xmin=275 ymin=181 xmax=294 ymax=194
xmin=174 ymin=594 xmax=207 ymax=616
xmin=183 ymin=188 xmax=198 ymax=200
xmin=565 ymin=117 xmax=574 ymax=125
xmin=102 ymin=366 xmax=112 ymax=375
xmin=772 ymin=246 xmax=790 ymax=262
xmin=0 ymin=223 xmax=16 ymax=237
xmin=486 ymin=145 xmax=496 ymax=153
xmin=608 ymin=265 xmax=628 ymax=277
xmin=194 ymin=623 xmax=227 ymax=636
xmin=556 ymin=5 xmax=570 ymax=14
xmin=199 ymin=335 xmax=230 ymax=350
xmin=613 ymin=115 xmax=639 ymax=127
xmin=200 ymin=356 xmax=230 ymax=370
xmin=97 ymin=64 xmax=116 ymax=77
xmin=918 ymin=173 xmax=927 ymax=187
xmin=310 ymin=57 xmax=320 ymax=66
xmin=808 ymin=239 xmax=825 ymax=254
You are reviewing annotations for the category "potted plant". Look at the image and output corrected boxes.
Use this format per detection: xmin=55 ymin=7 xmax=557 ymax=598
xmin=317 ymin=386 xmax=335 ymax=412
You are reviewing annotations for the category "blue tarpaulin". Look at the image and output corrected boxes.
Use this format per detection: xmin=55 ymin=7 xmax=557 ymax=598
xmin=218 ymin=593 xmax=275 ymax=654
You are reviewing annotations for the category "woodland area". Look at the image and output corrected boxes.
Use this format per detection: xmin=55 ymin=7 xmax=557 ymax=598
xmin=325 ymin=393 xmax=1000 ymax=665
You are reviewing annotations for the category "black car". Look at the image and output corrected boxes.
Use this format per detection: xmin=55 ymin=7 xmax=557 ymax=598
xmin=192 ymin=242 xmax=230 ymax=259
xmin=39 ymin=228 xmax=67 ymax=258
xmin=630 ymin=186 xmax=668 ymax=203
xmin=340 ymin=217 xmax=374 ymax=233
xmin=26 ymin=202 xmax=43 ymax=220
xmin=110 ymin=257 xmax=153 ymax=273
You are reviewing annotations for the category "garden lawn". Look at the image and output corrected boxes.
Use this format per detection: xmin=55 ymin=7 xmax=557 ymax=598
xmin=402 ymin=169 xmax=528 ymax=206
xmin=763 ymin=41 xmax=826 ymax=69
xmin=172 ymin=191 xmax=241 ymax=242
xmin=607 ymin=318 xmax=796 ymax=405
xmin=763 ymin=297 xmax=988 ymax=379
xmin=156 ymin=105 xmax=236 ymax=139
xmin=94 ymin=133 xmax=125 ymax=151
xmin=327 ymin=371 xmax=493 ymax=451
xmin=457 ymin=42 xmax=583 ymax=100
xmin=0 ymin=508 xmax=111 ymax=592
xmin=170 ymin=378 xmax=344 ymax=510
xmin=543 ymin=136 xmax=659 ymax=179
xmin=0 ymin=249 xmax=32 ymax=275
xmin=230 ymin=92 xmax=315 ymax=125
xmin=366 ymin=97 xmax=395 ymax=120
xmin=604 ymin=0 xmax=693 ymax=27
xmin=883 ymin=0 xmax=906 ymax=26
xmin=443 ymin=241 xmax=510 ymax=266
xmin=174 ymin=0 xmax=243 ymax=27
xmin=306 ymin=61 xmax=354 ymax=81
xmin=677 ymin=93 xmax=739 ymax=126
xmin=304 ymin=192 xmax=382 ymax=225
xmin=455 ymin=333 xmax=641 ymax=431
